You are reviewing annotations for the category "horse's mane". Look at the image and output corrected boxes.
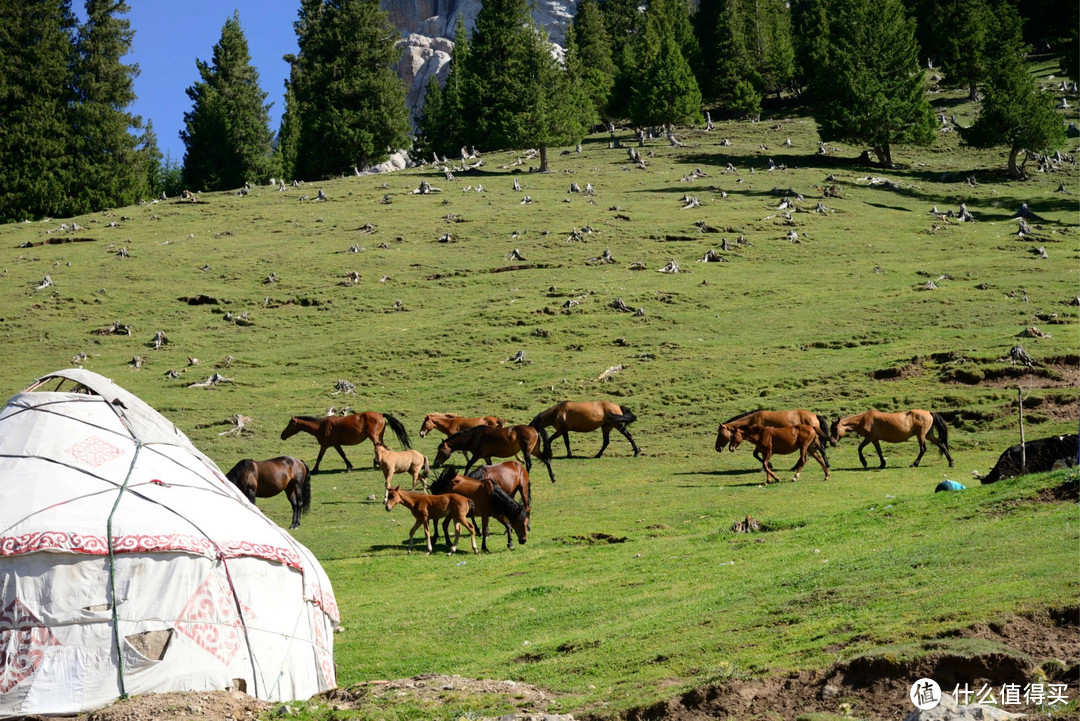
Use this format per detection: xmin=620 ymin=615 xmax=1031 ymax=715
xmin=292 ymin=415 xmax=324 ymax=422
xmin=429 ymin=466 xmax=458 ymax=494
xmin=441 ymin=425 xmax=487 ymax=445
xmin=722 ymin=409 xmax=763 ymax=424
xmin=488 ymin=482 xmax=527 ymax=523
xmin=466 ymin=465 xmax=489 ymax=481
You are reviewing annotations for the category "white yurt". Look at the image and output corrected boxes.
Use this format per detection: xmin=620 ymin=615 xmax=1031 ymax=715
xmin=0 ymin=369 xmax=338 ymax=717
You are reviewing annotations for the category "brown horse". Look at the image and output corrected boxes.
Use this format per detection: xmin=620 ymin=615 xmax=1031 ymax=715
xmin=384 ymin=485 xmax=477 ymax=555
xmin=830 ymin=409 xmax=954 ymax=469
xmin=226 ymin=456 xmax=311 ymax=529
xmin=432 ymin=424 xmax=556 ymax=483
xmin=430 ymin=468 xmax=529 ymax=551
xmin=729 ymin=424 xmax=830 ymax=484
xmin=280 ymin=411 xmax=411 ymax=472
xmin=467 ymin=460 xmax=531 ymax=511
xmin=531 ymin=401 xmax=640 ymax=458
xmin=373 ymin=442 xmax=430 ymax=500
xmin=715 ymin=409 xmax=832 ymax=468
xmin=418 ymin=413 xmax=504 ymax=439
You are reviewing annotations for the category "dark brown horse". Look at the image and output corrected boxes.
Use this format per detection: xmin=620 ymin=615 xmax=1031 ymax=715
xmin=418 ymin=413 xmax=504 ymax=439
xmin=530 ymin=401 xmax=640 ymax=458
xmin=715 ymin=409 xmax=832 ymax=468
xmin=728 ymin=424 xmax=830 ymax=484
xmin=430 ymin=468 xmax=529 ymax=551
xmin=830 ymin=409 xmax=954 ymax=469
xmin=280 ymin=411 xmax=411 ymax=472
xmin=384 ymin=485 xmax=477 ymax=555
xmin=226 ymin=456 xmax=311 ymax=529
xmin=467 ymin=460 xmax=531 ymax=511
xmin=432 ymin=424 xmax=555 ymax=483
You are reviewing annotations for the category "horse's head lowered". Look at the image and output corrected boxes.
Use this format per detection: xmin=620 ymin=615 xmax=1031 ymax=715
xmin=280 ymin=417 xmax=303 ymax=440
xmin=727 ymin=427 xmax=745 ymax=452
xmin=385 ymin=486 xmax=402 ymax=511
xmin=829 ymin=418 xmax=846 ymax=444
xmin=432 ymin=441 xmax=453 ymax=468
xmin=419 ymin=415 xmax=437 ymax=438
xmin=716 ymin=424 xmax=739 ymax=452
xmin=485 ymin=478 xmax=528 ymax=545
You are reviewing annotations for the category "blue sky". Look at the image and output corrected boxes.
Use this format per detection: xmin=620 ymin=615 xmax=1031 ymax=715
xmin=75 ymin=3 xmax=300 ymax=162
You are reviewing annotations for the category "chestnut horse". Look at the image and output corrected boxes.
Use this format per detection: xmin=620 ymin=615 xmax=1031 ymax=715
xmin=830 ymin=409 xmax=954 ymax=469
xmin=373 ymin=442 xmax=430 ymax=501
xmin=729 ymin=424 xmax=830 ymax=484
xmin=715 ymin=409 xmax=832 ymax=468
xmin=226 ymin=456 xmax=311 ymax=529
xmin=430 ymin=468 xmax=529 ymax=551
xmin=384 ymin=485 xmax=477 ymax=555
xmin=530 ymin=401 xmax=640 ymax=458
xmin=418 ymin=413 xmax=504 ymax=439
xmin=432 ymin=424 xmax=556 ymax=483
xmin=280 ymin=411 xmax=411 ymax=472
xmin=467 ymin=460 xmax=531 ymax=511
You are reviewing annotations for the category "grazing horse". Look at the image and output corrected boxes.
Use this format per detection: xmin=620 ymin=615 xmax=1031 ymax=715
xmin=226 ymin=456 xmax=311 ymax=529
xmin=830 ymin=409 xmax=954 ymax=469
xmin=432 ymin=424 xmax=556 ymax=483
xmin=418 ymin=412 xmax=504 ymax=439
xmin=530 ymin=401 xmax=641 ymax=458
xmin=715 ymin=409 xmax=832 ymax=468
xmin=280 ymin=411 xmax=411 ymax=472
xmin=430 ymin=468 xmax=529 ymax=551
xmin=729 ymin=424 xmax=830 ymax=484
xmin=373 ymin=442 xmax=430 ymax=501
xmin=467 ymin=460 xmax=531 ymax=511
xmin=384 ymin=485 xmax=477 ymax=555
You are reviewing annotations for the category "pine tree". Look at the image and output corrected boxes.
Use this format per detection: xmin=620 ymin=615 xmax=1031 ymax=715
xmin=695 ymin=0 xmax=755 ymax=102
xmin=962 ymin=1 xmax=1065 ymax=177
xmin=137 ymin=119 xmax=163 ymax=198
xmin=567 ymin=0 xmax=616 ymax=125
xmin=937 ymin=0 xmax=994 ymax=99
xmin=629 ymin=0 xmax=703 ymax=130
xmin=181 ymin=12 xmax=273 ymax=191
xmin=811 ymin=0 xmax=934 ymax=166
xmin=464 ymin=0 xmax=589 ymax=169
xmin=0 ymin=0 xmax=77 ymax=222
xmin=417 ymin=15 xmax=471 ymax=159
xmin=69 ymin=0 xmax=143 ymax=214
xmin=290 ymin=0 xmax=410 ymax=179
xmin=275 ymin=77 xmax=301 ymax=181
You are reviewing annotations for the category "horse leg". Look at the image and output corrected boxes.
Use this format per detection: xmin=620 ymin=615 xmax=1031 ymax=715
xmin=464 ymin=516 xmax=478 ymax=554
xmin=462 ymin=453 xmax=478 ymax=475
xmin=407 ymin=519 xmax=422 ymax=554
xmin=449 ymin=521 xmax=461 ymax=555
xmin=424 ymin=520 xmax=435 ymax=555
xmin=811 ymin=450 xmax=830 ymax=480
xmin=793 ymin=448 xmax=808 ymax=481
xmin=911 ymin=437 xmax=928 ymax=467
xmin=383 ymin=469 xmax=394 ymax=503
xmin=312 ymin=446 xmax=329 ymax=473
xmin=480 ymin=516 xmax=490 ymax=553
xmin=872 ymin=440 xmax=886 ymax=469
xmin=929 ymin=432 xmax=955 ymax=467
xmin=856 ymin=438 xmax=871 ymax=469
xmin=333 ymin=445 xmax=354 ymax=472
xmin=287 ymin=482 xmax=301 ymax=529
xmin=595 ymin=427 xmax=611 ymax=458
xmin=761 ymin=451 xmax=780 ymax=483
xmin=617 ymin=424 xmax=641 ymax=456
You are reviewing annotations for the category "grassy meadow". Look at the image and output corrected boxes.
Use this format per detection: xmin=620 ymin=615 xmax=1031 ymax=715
xmin=1 ymin=76 xmax=1077 ymax=719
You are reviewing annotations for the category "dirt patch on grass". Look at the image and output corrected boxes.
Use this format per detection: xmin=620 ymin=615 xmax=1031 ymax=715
xmin=944 ymin=355 xmax=1080 ymax=389
xmin=552 ymin=532 xmax=628 ymax=545
xmin=78 ymin=690 xmax=271 ymax=721
xmin=872 ymin=358 xmax=925 ymax=381
xmin=326 ymin=673 xmax=555 ymax=712
xmin=618 ymin=607 xmax=1079 ymax=721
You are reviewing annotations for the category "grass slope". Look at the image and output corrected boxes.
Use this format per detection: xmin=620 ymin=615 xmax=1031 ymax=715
xmin=1 ymin=78 xmax=1077 ymax=719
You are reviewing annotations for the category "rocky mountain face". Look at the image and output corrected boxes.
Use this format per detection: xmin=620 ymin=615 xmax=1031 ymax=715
xmin=386 ymin=0 xmax=580 ymax=119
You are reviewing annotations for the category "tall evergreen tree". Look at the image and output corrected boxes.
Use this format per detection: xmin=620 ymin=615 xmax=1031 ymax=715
xmin=629 ymin=0 xmax=703 ymax=130
xmin=936 ymin=0 xmax=993 ymax=99
xmin=417 ymin=15 xmax=471 ymax=159
xmin=0 ymin=0 xmax=77 ymax=222
xmin=290 ymin=0 xmax=410 ymax=179
xmin=464 ymin=0 xmax=589 ymax=170
xmin=601 ymin=0 xmax=645 ymax=119
xmin=695 ymin=0 xmax=755 ymax=102
xmin=275 ymin=76 xmax=301 ymax=181
xmin=70 ymin=0 xmax=142 ymax=214
xmin=181 ymin=12 xmax=273 ymax=191
xmin=811 ymin=0 xmax=934 ymax=166
xmin=137 ymin=119 xmax=163 ymax=198
xmin=962 ymin=1 xmax=1065 ymax=177
xmin=567 ymin=0 xmax=616 ymax=126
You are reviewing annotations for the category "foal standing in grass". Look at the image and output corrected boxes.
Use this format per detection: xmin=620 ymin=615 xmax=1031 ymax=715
xmin=373 ymin=442 xmax=429 ymax=501
xmin=384 ymin=486 xmax=477 ymax=555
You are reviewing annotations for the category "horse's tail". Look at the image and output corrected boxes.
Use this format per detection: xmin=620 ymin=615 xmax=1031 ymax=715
xmin=384 ymin=413 xmax=412 ymax=449
xmin=530 ymin=413 xmax=552 ymax=458
xmin=430 ymin=465 xmax=457 ymax=494
xmin=931 ymin=412 xmax=950 ymax=455
xmin=606 ymin=405 xmax=637 ymax=425
xmin=299 ymin=461 xmax=312 ymax=515
xmin=421 ymin=455 xmax=430 ymax=479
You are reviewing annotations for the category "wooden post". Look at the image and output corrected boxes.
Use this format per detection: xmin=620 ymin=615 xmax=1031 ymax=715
xmin=1017 ymin=386 xmax=1026 ymax=473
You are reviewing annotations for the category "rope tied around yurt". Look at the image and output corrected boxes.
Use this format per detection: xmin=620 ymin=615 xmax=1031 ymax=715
xmin=106 ymin=437 xmax=141 ymax=700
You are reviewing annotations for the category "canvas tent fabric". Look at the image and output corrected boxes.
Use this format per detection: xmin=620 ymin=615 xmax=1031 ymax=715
xmin=0 ymin=369 xmax=338 ymax=717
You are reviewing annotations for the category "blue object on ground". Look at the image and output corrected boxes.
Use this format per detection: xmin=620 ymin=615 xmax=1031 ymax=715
xmin=935 ymin=480 xmax=967 ymax=492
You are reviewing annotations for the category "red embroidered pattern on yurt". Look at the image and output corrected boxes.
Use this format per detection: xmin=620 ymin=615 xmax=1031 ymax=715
xmin=311 ymin=608 xmax=335 ymax=688
xmin=175 ymin=573 xmax=254 ymax=666
xmin=0 ymin=598 xmax=61 ymax=693
xmin=66 ymin=436 xmax=125 ymax=467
